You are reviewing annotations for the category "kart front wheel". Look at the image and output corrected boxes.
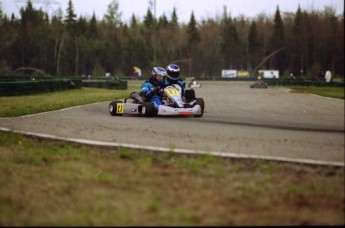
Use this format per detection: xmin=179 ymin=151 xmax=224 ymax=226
xmin=193 ymin=98 xmax=204 ymax=118
xmin=196 ymin=98 xmax=205 ymax=112
xmin=109 ymin=101 xmax=124 ymax=116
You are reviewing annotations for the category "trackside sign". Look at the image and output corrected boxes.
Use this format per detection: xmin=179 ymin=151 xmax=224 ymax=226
xmin=259 ymin=70 xmax=279 ymax=78
xmin=221 ymin=69 xmax=237 ymax=78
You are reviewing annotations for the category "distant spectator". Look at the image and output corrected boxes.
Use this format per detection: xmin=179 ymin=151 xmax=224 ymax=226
xmin=325 ymin=70 xmax=332 ymax=83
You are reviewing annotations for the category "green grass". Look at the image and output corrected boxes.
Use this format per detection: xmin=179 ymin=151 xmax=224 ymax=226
xmin=289 ymin=86 xmax=344 ymax=99
xmin=0 ymin=81 xmax=146 ymax=118
xmin=0 ymin=87 xmax=132 ymax=117
xmin=0 ymin=131 xmax=343 ymax=226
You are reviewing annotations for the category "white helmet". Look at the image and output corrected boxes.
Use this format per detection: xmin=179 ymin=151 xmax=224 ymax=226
xmin=151 ymin=67 xmax=166 ymax=84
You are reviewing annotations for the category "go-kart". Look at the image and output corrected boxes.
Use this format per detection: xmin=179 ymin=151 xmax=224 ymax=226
xmin=109 ymin=84 xmax=204 ymax=117
xmin=187 ymin=79 xmax=201 ymax=88
xmin=250 ymin=80 xmax=268 ymax=88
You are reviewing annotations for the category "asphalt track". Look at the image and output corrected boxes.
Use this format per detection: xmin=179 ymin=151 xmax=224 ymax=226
xmin=0 ymin=81 xmax=344 ymax=166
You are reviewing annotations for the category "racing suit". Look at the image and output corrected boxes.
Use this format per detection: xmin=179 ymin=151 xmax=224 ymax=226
xmin=141 ymin=77 xmax=164 ymax=110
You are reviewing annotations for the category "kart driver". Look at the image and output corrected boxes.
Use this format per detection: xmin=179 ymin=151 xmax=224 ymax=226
xmin=141 ymin=67 xmax=166 ymax=110
xmin=164 ymin=64 xmax=186 ymax=97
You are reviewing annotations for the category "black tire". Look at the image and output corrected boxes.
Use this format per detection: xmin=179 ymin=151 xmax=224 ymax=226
xmin=185 ymin=88 xmax=196 ymax=101
xmin=141 ymin=102 xmax=156 ymax=117
xmin=193 ymin=98 xmax=204 ymax=117
xmin=109 ymin=101 xmax=124 ymax=116
xmin=196 ymin=98 xmax=205 ymax=111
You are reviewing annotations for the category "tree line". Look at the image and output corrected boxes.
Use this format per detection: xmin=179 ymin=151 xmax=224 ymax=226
xmin=0 ymin=0 xmax=343 ymax=79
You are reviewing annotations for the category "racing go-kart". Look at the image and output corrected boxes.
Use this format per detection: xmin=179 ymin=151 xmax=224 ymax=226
xmin=109 ymin=84 xmax=205 ymax=117
xmin=187 ymin=78 xmax=201 ymax=88
xmin=250 ymin=80 xmax=268 ymax=88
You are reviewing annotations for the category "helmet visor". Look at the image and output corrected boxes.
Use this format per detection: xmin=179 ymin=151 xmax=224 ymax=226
xmin=168 ymin=71 xmax=179 ymax=79
xmin=156 ymin=73 xmax=164 ymax=81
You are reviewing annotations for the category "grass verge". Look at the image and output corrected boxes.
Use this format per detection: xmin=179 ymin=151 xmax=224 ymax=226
xmin=289 ymin=86 xmax=344 ymax=99
xmin=0 ymin=87 xmax=132 ymax=118
xmin=0 ymin=131 xmax=344 ymax=226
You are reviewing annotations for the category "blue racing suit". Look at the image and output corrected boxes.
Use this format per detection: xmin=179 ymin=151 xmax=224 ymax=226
xmin=141 ymin=78 xmax=164 ymax=110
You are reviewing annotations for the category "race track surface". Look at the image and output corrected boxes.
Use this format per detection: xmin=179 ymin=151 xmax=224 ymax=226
xmin=1 ymin=81 xmax=344 ymax=165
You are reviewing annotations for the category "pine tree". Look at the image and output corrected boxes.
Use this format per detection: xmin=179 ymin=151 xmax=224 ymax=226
xmin=187 ymin=12 xmax=200 ymax=48
xmin=158 ymin=13 xmax=168 ymax=28
xmin=186 ymin=12 xmax=200 ymax=76
xmin=88 ymin=13 xmax=98 ymax=39
xmin=270 ymin=6 xmax=285 ymax=74
xmin=221 ymin=13 xmax=239 ymax=69
xmin=170 ymin=8 xmax=178 ymax=28
xmin=248 ymin=21 xmax=260 ymax=69
xmin=64 ymin=0 xmax=76 ymax=32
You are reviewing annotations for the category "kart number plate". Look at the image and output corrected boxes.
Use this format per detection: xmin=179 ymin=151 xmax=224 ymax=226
xmin=166 ymin=88 xmax=180 ymax=96
xmin=116 ymin=103 xmax=124 ymax=114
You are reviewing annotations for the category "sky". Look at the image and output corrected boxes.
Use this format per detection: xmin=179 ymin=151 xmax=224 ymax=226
xmin=1 ymin=0 xmax=344 ymax=23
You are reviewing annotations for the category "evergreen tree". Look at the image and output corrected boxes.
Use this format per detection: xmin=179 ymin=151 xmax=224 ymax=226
xmin=187 ymin=12 xmax=200 ymax=48
xmin=88 ymin=13 xmax=98 ymax=39
xmin=186 ymin=12 xmax=200 ymax=75
xmin=158 ymin=13 xmax=168 ymax=28
xmin=270 ymin=6 xmax=285 ymax=74
xmin=64 ymin=0 xmax=76 ymax=32
xmin=63 ymin=0 xmax=79 ymax=75
xmin=291 ymin=6 xmax=313 ymax=76
xmin=0 ymin=1 xmax=3 ymax=23
xmin=130 ymin=14 xmax=137 ymax=28
xmin=170 ymin=8 xmax=179 ymax=28
xmin=144 ymin=8 xmax=154 ymax=29
xmin=15 ymin=0 xmax=48 ymax=69
xmin=143 ymin=8 xmax=155 ymax=64
xmin=0 ymin=2 xmax=343 ymax=79
xmin=221 ymin=13 xmax=239 ymax=69
xmin=248 ymin=21 xmax=260 ymax=69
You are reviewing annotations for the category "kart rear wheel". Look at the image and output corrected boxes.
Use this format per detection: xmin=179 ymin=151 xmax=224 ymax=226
xmin=185 ymin=88 xmax=196 ymax=102
xmin=141 ymin=102 xmax=156 ymax=117
xmin=109 ymin=101 xmax=124 ymax=116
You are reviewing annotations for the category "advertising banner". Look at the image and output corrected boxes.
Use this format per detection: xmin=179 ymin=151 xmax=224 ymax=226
xmin=221 ymin=70 xmax=237 ymax=78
